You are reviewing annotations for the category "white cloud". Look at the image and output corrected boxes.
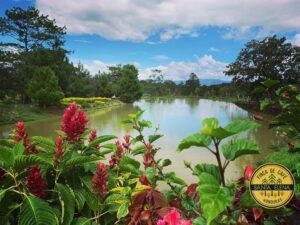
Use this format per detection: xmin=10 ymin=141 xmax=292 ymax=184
xmin=209 ymin=47 xmax=220 ymax=52
xmin=140 ymin=55 xmax=228 ymax=80
xmin=79 ymin=55 xmax=228 ymax=80
xmin=82 ymin=60 xmax=111 ymax=75
xmin=292 ymin=34 xmax=300 ymax=46
xmin=36 ymin=0 xmax=300 ymax=41
xmin=154 ymin=55 xmax=170 ymax=61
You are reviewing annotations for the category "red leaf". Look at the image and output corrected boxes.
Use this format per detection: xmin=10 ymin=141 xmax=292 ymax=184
xmin=252 ymin=208 xmax=264 ymax=221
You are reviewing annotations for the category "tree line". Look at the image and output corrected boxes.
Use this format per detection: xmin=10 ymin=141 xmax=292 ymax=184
xmin=0 ymin=7 xmax=142 ymax=105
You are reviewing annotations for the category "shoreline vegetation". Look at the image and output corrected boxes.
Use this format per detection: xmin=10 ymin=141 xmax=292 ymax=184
xmin=0 ymin=97 xmax=123 ymax=125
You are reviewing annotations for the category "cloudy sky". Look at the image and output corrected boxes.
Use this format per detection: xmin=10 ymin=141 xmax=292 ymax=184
xmin=1 ymin=0 xmax=300 ymax=80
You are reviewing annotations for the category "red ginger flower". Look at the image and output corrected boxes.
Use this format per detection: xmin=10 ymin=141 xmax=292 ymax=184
xmin=92 ymin=163 xmax=108 ymax=197
xmin=115 ymin=140 xmax=123 ymax=159
xmin=143 ymin=143 xmax=154 ymax=167
xmin=244 ymin=165 xmax=254 ymax=181
xmin=53 ymin=136 xmax=64 ymax=163
xmin=139 ymin=174 xmax=151 ymax=186
xmin=109 ymin=154 xmax=117 ymax=168
xmin=61 ymin=102 xmax=88 ymax=143
xmin=122 ymin=134 xmax=131 ymax=150
xmin=157 ymin=208 xmax=192 ymax=225
xmin=26 ymin=165 xmax=46 ymax=198
xmin=14 ymin=122 xmax=38 ymax=153
xmin=88 ymin=129 xmax=99 ymax=149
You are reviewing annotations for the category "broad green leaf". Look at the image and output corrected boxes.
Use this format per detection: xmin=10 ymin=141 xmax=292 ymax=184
xmin=222 ymin=139 xmax=260 ymax=161
xmin=193 ymin=216 xmax=207 ymax=225
xmin=260 ymin=80 xmax=280 ymax=88
xmin=14 ymin=155 xmax=52 ymax=172
xmin=161 ymin=159 xmax=172 ymax=167
xmin=177 ymin=133 xmax=212 ymax=151
xmin=88 ymin=135 xmax=117 ymax=147
xmin=73 ymin=189 xmax=86 ymax=212
xmin=139 ymin=120 xmax=152 ymax=128
xmin=105 ymin=194 xmax=128 ymax=205
xmin=275 ymin=85 xmax=297 ymax=96
xmin=201 ymin=126 xmax=234 ymax=140
xmin=260 ymin=98 xmax=274 ymax=110
xmin=149 ymin=134 xmax=163 ymax=143
xmin=202 ymin=118 xmax=219 ymax=130
xmin=145 ymin=167 xmax=156 ymax=182
xmin=71 ymin=217 xmax=91 ymax=225
xmin=118 ymin=156 xmax=141 ymax=175
xmin=135 ymin=110 xmax=145 ymax=119
xmin=19 ymin=195 xmax=58 ymax=225
xmin=252 ymin=86 xmax=265 ymax=94
xmin=239 ymin=190 xmax=259 ymax=208
xmin=194 ymin=163 xmax=221 ymax=184
xmin=82 ymin=129 xmax=93 ymax=138
xmin=101 ymin=143 xmax=117 ymax=151
xmin=56 ymin=184 xmax=75 ymax=225
xmin=164 ymin=172 xmax=186 ymax=186
xmin=64 ymin=156 xmax=104 ymax=168
xmin=117 ymin=202 xmax=129 ymax=219
xmin=224 ymin=120 xmax=259 ymax=134
xmin=296 ymin=94 xmax=300 ymax=102
xmin=0 ymin=189 xmax=7 ymax=202
xmin=199 ymin=173 xmax=233 ymax=225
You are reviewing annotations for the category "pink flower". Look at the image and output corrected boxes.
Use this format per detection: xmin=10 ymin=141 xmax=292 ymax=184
xmin=53 ymin=136 xmax=64 ymax=163
xmin=157 ymin=208 xmax=192 ymax=225
xmin=143 ymin=143 xmax=154 ymax=167
xmin=244 ymin=165 xmax=254 ymax=181
xmin=92 ymin=163 xmax=108 ymax=197
xmin=253 ymin=114 xmax=263 ymax=121
xmin=61 ymin=102 xmax=88 ymax=143
xmin=14 ymin=122 xmax=38 ymax=153
xmin=26 ymin=165 xmax=46 ymax=198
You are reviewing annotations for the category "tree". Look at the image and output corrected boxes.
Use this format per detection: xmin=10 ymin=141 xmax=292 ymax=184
xmin=116 ymin=64 xmax=143 ymax=103
xmin=26 ymin=67 xmax=64 ymax=106
xmin=184 ymin=73 xmax=200 ymax=95
xmin=0 ymin=7 xmax=66 ymax=52
xmin=225 ymin=35 xmax=300 ymax=87
xmin=93 ymin=73 xmax=113 ymax=97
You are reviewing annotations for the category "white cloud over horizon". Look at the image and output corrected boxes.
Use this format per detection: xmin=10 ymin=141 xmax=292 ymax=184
xmin=81 ymin=55 xmax=229 ymax=81
xmin=37 ymin=0 xmax=300 ymax=41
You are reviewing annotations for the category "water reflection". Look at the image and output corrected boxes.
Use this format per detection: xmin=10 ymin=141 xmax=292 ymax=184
xmin=0 ymin=98 xmax=279 ymax=183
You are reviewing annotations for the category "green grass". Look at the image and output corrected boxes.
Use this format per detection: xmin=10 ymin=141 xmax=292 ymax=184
xmin=0 ymin=103 xmax=57 ymax=125
xmin=0 ymin=99 xmax=123 ymax=125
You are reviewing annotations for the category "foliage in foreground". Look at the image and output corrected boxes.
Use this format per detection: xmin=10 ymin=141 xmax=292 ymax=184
xmin=0 ymin=100 xmax=299 ymax=225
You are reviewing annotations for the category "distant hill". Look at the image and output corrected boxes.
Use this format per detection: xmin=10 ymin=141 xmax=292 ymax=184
xmin=174 ymin=79 xmax=231 ymax=86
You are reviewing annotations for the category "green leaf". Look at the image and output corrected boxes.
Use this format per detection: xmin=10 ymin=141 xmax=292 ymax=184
xmin=222 ymin=139 xmax=260 ymax=161
xmin=177 ymin=133 xmax=212 ymax=152
xmin=88 ymin=135 xmax=117 ymax=147
xmin=164 ymin=172 xmax=187 ymax=186
xmin=260 ymin=98 xmax=274 ymax=110
xmin=199 ymin=173 xmax=233 ymax=225
xmin=296 ymin=94 xmax=300 ymax=102
xmin=0 ymin=202 xmax=20 ymax=225
xmin=14 ymin=155 xmax=52 ymax=172
xmin=131 ymin=145 xmax=146 ymax=155
xmin=139 ymin=120 xmax=152 ymax=128
xmin=65 ymin=156 xmax=104 ymax=168
xmin=135 ymin=110 xmax=145 ymax=119
xmin=71 ymin=217 xmax=91 ymax=225
xmin=145 ymin=167 xmax=156 ymax=182
xmin=161 ymin=159 xmax=172 ymax=167
xmin=118 ymin=156 xmax=141 ymax=175
xmin=82 ymin=129 xmax=93 ymax=138
xmin=19 ymin=195 xmax=58 ymax=225
xmin=30 ymin=136 xmax=55 ymax=152
xmin=117 ymin=202 xmax=129 ymax=219
xmin=224 ymin=120 xmax=259 ymax=134
xmin=239 ymin=190 xmax=259 ymax=208
xmin=121 ymin=119 xmax=132 ymax=125
xmin=194 ymin=163 xmax=221 ymax=184
xmin=12 ymin=141 xmax=24 ymax=156
xmin=105 ymin=194 xmax=128 ymax=205
xmin=149 ymin=134 xmax=163 ymax=143
xmin=0 ymin=146 xmax=15 ymax=167
xmin=0 ymin=189 xmax=7 ymax=202
xmin=260 ymin=80 xmax=280 ymax=88
xmin=202 ymin=118 xmax=219 ymax=130
xmin=252 ymin=86 xmax=266 ymax=94
xmin=56 ymin=184 xmax=75 ymax=225
xmin=193 ymin=216 xmax=207 ymax=225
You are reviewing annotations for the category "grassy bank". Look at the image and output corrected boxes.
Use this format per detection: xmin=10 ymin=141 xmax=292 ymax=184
xmin=0 ymin=98 xmax=123 ymax=125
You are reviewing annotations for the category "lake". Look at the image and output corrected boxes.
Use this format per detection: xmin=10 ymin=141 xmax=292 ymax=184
xmin=0 ymin=98 xmax=279 ymax=184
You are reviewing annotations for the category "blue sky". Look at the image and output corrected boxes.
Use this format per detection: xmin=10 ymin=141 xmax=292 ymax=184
xmin=1 ymin=0 xmax=300 ymax=80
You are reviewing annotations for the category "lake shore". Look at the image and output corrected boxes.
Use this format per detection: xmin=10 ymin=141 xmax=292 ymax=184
xmin=0 ymin=99 xmax=123 ymax=125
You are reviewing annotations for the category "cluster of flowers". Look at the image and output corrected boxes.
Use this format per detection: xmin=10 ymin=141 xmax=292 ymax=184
xmin=92 ymin=163 xmax=108 ymax=197
xmin=14 ymin=121 xmax=38 ymax=153
xmin=109 ymin=134 xmax=131 ymax=168
xmin=61 ymin=101 xmax=88 ymax=143
xmin=140 ymin=143 xmax=156 ymax=186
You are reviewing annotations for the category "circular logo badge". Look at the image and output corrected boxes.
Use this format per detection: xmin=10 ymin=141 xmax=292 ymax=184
xmin=250 ymin=163 xmax=295 ymax=209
